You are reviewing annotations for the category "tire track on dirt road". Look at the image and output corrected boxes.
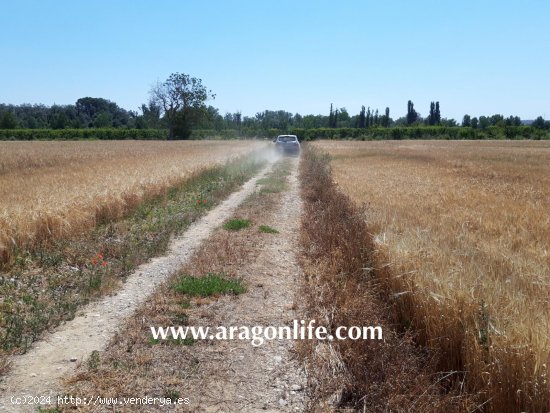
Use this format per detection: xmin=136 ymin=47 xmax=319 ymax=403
xmin=175 ymin=157 xmax=307 ymax=412
xmin=0 ymin=162 xmax=274 ymax=413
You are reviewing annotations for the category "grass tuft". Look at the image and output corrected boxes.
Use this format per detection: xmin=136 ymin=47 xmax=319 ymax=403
xmin=164 ymin=389 xmax=181 ymax=400
xmin=257 ymin=176 xmax=287 ymax=193
xmin=87 ymin=350 xmax=100 ymax=370
xmin=223 ymin=218 xmax=252 ymax=231
xmin=259 ymin=225 xmax=279 ymax=234
xmin=256 ymin=158 xmax=292 ymax=194
xmin=173 ymin=273 xmax=245 ymax=297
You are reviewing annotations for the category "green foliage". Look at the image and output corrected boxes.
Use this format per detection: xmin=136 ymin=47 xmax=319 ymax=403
xmin=406 ymin=100 xmax=418 ymax=125
xmin=76 ymin=97 xmax=130 ymax=127
xmin=164 ymin=126 xmax=550 ymax=141
xmin=223 ymin=218 xmax=252 ymax=231
xmin=532 ymin=116 xmax=549 ymax=130
xmin=259 ymin=225 xmax=279 ymax=234
xmin=93 ymin=112 xmax=112 ymax=128
xmin=173 ymin=273 xmax=245 ymax=297
xmin=358 ymin=105 xmax=366 ymax=128
xmin=164 ymin=389 xmax=181 ymax=399
xmin=427 ymin=101 xmax=441 ymax=125
xmin=139 ymin=101 xmax=162 ymax=129
xmin=257 ymin=175 xmax=287 ymax=193
xmin=178 ymin=337 xmax=196 ymax=346
xmin=4 ymin=125 xmax=545 ymax=141
xmin=209 ymin=126 xmax=548 ymax=141
xmin=2 ymin=124 xmax=549 ymax=142
xmin=150 ymin=72 xmax=215 ymax=139
xmin=88 ymin=350 xmax=100 ymax=370
xmin=256 ymin=159 xmax=291 ymax=194
xmin=171 ymin=110 xmax=192 ymax=139
xmin=0 ymin=111 xmax=18 ymax=129
xmin=0 ymin=128 xmax=169 ymax=140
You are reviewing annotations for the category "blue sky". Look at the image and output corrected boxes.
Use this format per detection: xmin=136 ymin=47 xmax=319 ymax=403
xmin=1 ymin=0 xmax=549 ymax=120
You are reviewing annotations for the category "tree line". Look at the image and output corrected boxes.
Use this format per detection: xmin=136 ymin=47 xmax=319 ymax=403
xmin=1 ymin=72 xmax=549 ymax=139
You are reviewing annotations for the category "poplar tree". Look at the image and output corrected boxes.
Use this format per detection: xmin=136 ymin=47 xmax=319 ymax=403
xmin=406 ymin=100 xmax=418 ymax=125
xmin=358 ymin=106 xmax=366 ymax=128
xmin=428 ymin=102 xmax=435 ymax=125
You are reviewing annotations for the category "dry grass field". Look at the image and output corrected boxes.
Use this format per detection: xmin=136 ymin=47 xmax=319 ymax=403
xmin=0 ymin=140 xmax=263 ymax=265
xmin=313 ymin=140 xmax=550 ymax=411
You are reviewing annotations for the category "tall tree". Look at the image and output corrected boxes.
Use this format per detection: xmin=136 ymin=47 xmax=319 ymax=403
xmin=505 ymin=115 xmax=521 ymax=126
xmin=358 ymin=105 xmax=366 ymax=128
xmin=75 ymin=97 xmax=129 ymax=127
xmin=337 ymin=108 xmax=350 ymax=127
xmin=381 ymin=107 xmax=390 ymax=127
xmin=329 ymin=104 xmax=335 ymax=128
xmin=139 ymin=100 xmax=162 ymax=129
xmin=428 ymin=102 xmax=435 ymax=125
xmin=479 ymin=116 xmax=489 ymax=129
xmin=532 ymin=116 xmax=546 ymax=129
xmin=462 ymin=114 xmax=471 ymax=127
xmin=489 ymin=114 xmax=504 ymax=126
xmin=150 ymin=72 xmax=215 ymax=139
xmin=366 ymin=106 xmax=372 ymax=128
xmin=435 ymin=101 xmax=441 ymax=124
xmin=406 ymin=100 xmax=418 ymax=125
xmin=235 ymin=111 xmax=242 ymax=134
xmin=48 ymin=105 xmax=70 ymax=129
xmin=76 ymin=97 xmax=110 ymax=126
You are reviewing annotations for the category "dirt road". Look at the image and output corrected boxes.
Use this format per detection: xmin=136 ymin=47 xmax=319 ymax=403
xmin=169 ymin=157 xmax=307 ymax=411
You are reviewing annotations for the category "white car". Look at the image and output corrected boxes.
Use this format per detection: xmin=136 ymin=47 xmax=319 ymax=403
xmin=274 ymin=135 xmax=300 ymax=155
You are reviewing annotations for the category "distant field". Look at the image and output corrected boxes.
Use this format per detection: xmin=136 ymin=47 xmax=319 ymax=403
xmin=0 ymin=140 xmax=263 ymax=265
xmin=314 ymin=140 xmax=550 ymax=409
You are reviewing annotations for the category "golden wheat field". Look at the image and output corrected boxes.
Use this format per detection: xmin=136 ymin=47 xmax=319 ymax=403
xmin=0 ymin=140 xmax=264 ymax=264
xmin=314 ymin=140 xmax=550 ymax=409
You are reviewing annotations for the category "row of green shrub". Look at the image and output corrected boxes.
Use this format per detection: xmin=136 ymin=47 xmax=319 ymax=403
xmin=276 ymin=126 xmax=549 ymax=141
xmin=0 ymin=128 xmax=169 ymax=140
xmin=1 ymin=126 xmax=549 ymax=141
xmin=194 ymin=126 xmax=550 ymax=141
